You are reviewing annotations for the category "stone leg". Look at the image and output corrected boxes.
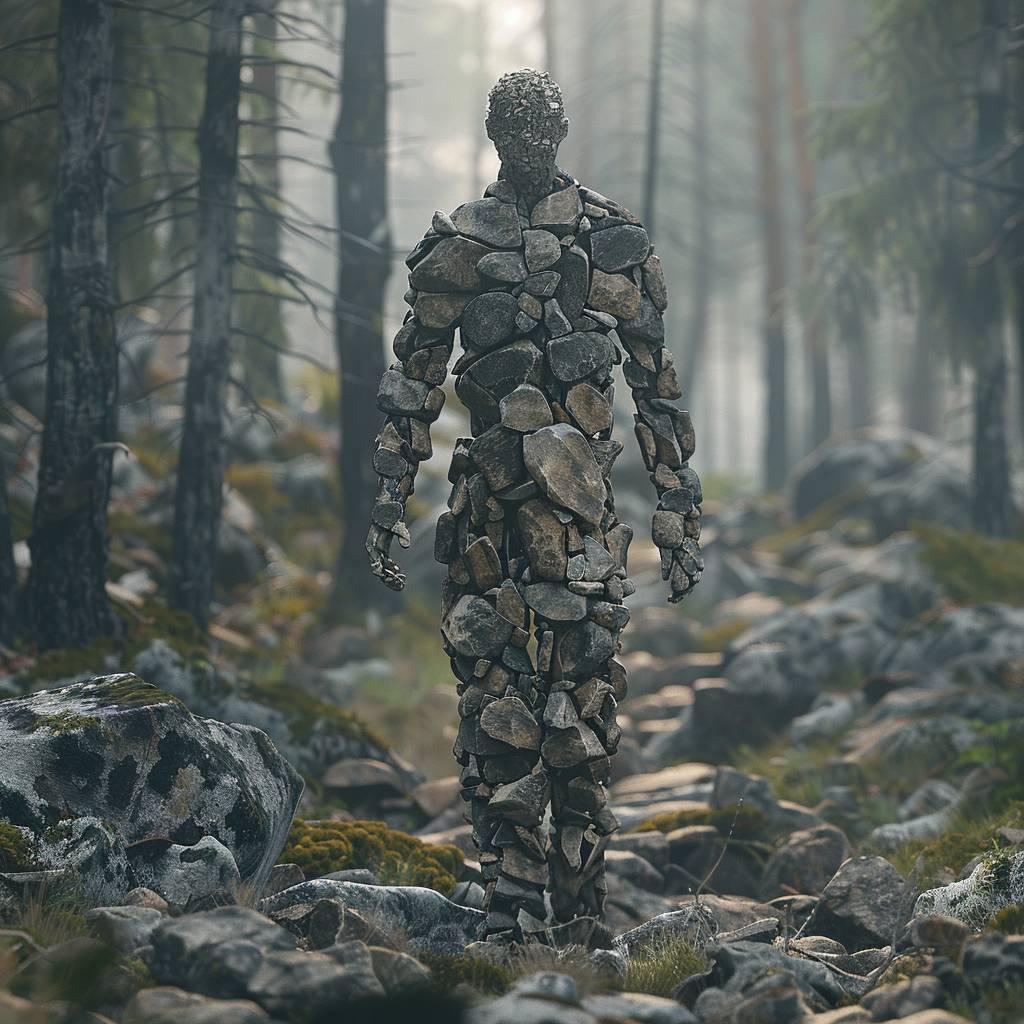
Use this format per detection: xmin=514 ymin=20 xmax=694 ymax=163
xmin=441 ymin=460 xmax=551 ymax=941
xmin=536 ymin=520 xmax=630 ymax=925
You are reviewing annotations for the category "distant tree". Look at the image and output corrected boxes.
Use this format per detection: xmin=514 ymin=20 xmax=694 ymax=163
xmin=237 ymin=1 xmax=286 ymax=403
xmin=969 ymin=0 xmax=1012 ymax=536
xmin=169 ymin=0 xmax=247 ymax=627
xmin=542 ymin=0 xmax=556 ymax=81
xmin=0 ymin=449 xmax=16 ymax=646
xmin=819 ymin=0 xmax=1018 ymax=535
xmin=24 ymin=0 xmax=119 ymax=651
xmin=641 ymin=0 xmax=665 ymax=230
xmin=332 ymin=0 xmax=392 ymax=611
xmin=784 ymin=0 xmax=830 ymax=451
xmin=749 ymin=0 xmax=789 ymax=490
xmin=680 ymin=0 xmax=712 ymax=401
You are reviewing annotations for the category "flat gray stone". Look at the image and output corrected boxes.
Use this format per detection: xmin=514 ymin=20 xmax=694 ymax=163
xmin=456 ymin=340 xmax=544 ymax=418
xmin=500 ymin=384 xmax=554 ymax=432
xmin=409 ymin=235 xmax=488 ymax=292
xmin=565 ymin=383 xmax=613 ymax=433
xmin=523 ymin=423 xmax=607 ymax=526
xmin=452 ymin=197 xmax=522 ymax=248
xmin=547 ymin=332 xmax=614 ymax=383
xmin=462 ymin=291 xmax=519 ymax=349
xmin=480 ymin=696 xmax=542 ymax=750
xmin=489 ymin=771 xmax=550 ymax=825
xmin=443 ymin=596 xmax=515 ymax=659
xmin=531 ymin=185 xmax=582 ymax=234
xmin=558 ymin=620 xmax=616 ymax=678
xmin=590 ymin=224 xmax=651 ymax=272
xmin=261 ymin=880 xmax=484 ymax=957
xmin=523 ymin=582 xmax=588 ymax=622
xmin=478 ymin=250 xmax=528 ymax=284
xmin=524 ymin=229 xmax=562 ymax=272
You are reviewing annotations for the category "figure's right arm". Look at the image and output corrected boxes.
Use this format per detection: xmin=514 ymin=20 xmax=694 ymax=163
xmin=366 ymin=229 xmax=456 ymax=590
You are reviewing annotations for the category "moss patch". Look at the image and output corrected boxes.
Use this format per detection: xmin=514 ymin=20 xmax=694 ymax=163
xmin=29 ymin=713 xmax=103 ymax=736
xmin=0 ymin=821 xmax=36 ymax=871
xmin=283 ymin=819 xmax=463 ymax=893
xmin=695 ymin=619 xmax=753 ymax=654
xmin=633 ymin=803 xmax=770 ymax=842
xmin=912 ymin=521 xmax=1024 ymax=606
xmin=948 ymin=982 xmax=1024 ymax=1024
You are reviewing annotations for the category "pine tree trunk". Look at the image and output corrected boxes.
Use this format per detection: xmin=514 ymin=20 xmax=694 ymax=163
xmin=971 ymin=0 xmax=1013 ymax=536
xmin=332 ymin=0 xmax=392 ymax=609
xmin=681 ymin=0 xmax=711 ymax=403
xmin=845 ymin=322 xmax=872 ymax=430
xmin=24 ymin=0 xmax=118 ymax=651
xmin=641 ymin=0 xmax=665 ymax=230
xmin=750 ymin=0 xmax=789 ymax=490
xmin=242 ymin=4 xmax=286 ymax=402
xmin=0 ymin=448 xmax=17 ymax=646
xmin=542 ymin=0 xmax=556 ymax=80
xmin=169 ymin=0 xmax=245 ymax=627
xmin=784 ymin=0 xmax=830 ymax=451
xmin=906 ymin=293 xmax=938 ymax=436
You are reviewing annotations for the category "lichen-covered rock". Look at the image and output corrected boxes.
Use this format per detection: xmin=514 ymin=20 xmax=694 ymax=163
xmin=32 ymin=816 xmax=134 ymax=905
xmin=261 ymin=879 xmax=485 ymax=956
xmin=129 ymin=835 xmax=241 ymax=910
xmin=913 ymin=849 xmax=1024 ymax=930
xmin=0 ymin=674 xmax=302 ymax=897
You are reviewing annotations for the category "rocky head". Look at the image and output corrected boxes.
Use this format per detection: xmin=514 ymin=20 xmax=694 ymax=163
xmin=485 ymin=68 xmax=569 ymax=202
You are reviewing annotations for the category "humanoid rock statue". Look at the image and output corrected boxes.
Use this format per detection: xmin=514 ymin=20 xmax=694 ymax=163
xmin=366 ymin=70 xmax=703 ymax=941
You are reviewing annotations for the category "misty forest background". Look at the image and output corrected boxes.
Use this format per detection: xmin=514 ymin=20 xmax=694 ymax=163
xmin=1 ymin=0 xmax=1024 ymax=790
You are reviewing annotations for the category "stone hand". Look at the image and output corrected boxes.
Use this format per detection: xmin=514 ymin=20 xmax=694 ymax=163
xmin=365 ymin=524 xmax=407 ymax=592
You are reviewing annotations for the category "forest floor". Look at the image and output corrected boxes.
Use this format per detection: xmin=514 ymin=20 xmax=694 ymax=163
xmin=2 ymin=411 xmax=1024 ymax=1023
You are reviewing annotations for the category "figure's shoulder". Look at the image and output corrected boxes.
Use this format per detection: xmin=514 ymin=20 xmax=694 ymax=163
xmin=573 ymin=179 xmax=645 ymax=230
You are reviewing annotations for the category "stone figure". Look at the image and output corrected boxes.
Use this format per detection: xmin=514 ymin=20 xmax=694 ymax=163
xmin=366 ymin=69 xmax=703 ymax=941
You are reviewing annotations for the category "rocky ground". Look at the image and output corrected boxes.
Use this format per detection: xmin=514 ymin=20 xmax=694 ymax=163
xmin=2 ymin=426 xmax=1024 ymax=1023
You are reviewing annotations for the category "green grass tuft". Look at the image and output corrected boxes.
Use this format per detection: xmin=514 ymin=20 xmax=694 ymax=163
xmin=623 ymin=935 xmax=710 ymax=997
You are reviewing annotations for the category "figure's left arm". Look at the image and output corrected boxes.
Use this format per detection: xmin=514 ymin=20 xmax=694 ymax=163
xmin=619 ymin=249 xmax=704 ymax=603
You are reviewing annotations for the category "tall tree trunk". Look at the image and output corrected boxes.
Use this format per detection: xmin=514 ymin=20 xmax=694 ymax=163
xmin=906 ymin=293 xmax=938 ymax=436
xmin=844 ymin=318 xmax=872 ymax=430
xmin=24 ymin=0 xmax=118 ymax=651
xmin=784 ymin=0 xmax=830 ymax=451
xmin=750 ymin=0 xmax=789 ymax=490
xmin=169 ymin=0 xmax=245 ymax=627
xmin=469 ymin=0 xmax=487 ymax=198
xmin=681 ymin=0 xmax=711 ymax=404
xmin=332 ymin=0 xmax=392 ymax=610
xmin=641 ymin=0 xmax=664 ymax=230
xmin=0 ymin=448 xmax=17 ymax=646
xmin=241 ymin=3 xmax=286 ymax=402
xmin=542 ymin=0 xmax=555 ymax=81
xmin=971 ymin=0 xmax=1013 ymax=536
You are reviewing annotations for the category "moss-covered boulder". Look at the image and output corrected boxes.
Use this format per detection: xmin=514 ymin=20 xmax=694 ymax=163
xmin=0 ymin=673 xmax=303 ymax=903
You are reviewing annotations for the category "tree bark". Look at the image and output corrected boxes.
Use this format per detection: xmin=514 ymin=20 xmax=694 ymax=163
xmin=971 ymin=0 xmax=1013 ymax=536
xmin=641 ymin=0 xmax=665 ymax=231
xmin=784 ymin=0 xmax=830 ymax=452
xmin=169 ymin=0 xmax=246 ymax=627
xmin=905 ymin=291 xmax=938 ymax=436
xmin=681 ymin=0 xmax=711 ymax=404
xmin=332 ymin=0 xmax=393 ymax=610
xmin=750 ymin=0 xmax=789 ymax=490
xmin=0 ymin=448 xmax=17 ymax=646
xmin=542 ymin=0 xmax=556 ymax=81
xmin=241 ymin=3 xmax=286 ymax=402
xmin=24 ymin=0 xmax=118 ymax=651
